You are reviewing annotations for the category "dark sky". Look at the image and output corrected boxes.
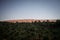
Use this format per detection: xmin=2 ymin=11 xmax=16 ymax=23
xmin=0 ymin=0 xmax=60 ymax=20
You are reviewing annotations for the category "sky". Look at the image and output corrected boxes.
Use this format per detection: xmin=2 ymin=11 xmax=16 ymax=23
xmin=0 ymin=0 xmax=60 ymax=20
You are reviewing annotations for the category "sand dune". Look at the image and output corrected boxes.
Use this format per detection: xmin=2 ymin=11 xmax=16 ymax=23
xmin=0 ymin=19 xmax=56 ymax=23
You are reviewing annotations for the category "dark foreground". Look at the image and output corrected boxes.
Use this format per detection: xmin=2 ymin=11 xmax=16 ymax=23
xmin=0 ymin=20 xmax=60 ymax=40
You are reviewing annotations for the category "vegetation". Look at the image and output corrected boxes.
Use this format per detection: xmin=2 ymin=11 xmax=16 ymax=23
xmin=0 ymin=20 xmax=60 ymax=40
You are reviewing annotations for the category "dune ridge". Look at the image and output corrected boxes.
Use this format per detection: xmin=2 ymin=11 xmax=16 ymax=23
xmin=0 ymin=19 xmax=56 ymax=23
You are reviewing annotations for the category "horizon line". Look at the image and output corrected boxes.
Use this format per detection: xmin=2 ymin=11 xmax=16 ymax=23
xmin=0 ymin=18 xmax=60 ymax=21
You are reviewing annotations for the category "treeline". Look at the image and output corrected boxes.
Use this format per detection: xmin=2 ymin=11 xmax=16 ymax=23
xmin=0 ymin=20 xmax=60 ymax=40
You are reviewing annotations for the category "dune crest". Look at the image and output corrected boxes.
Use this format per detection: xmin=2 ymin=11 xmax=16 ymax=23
xmin=0 ymin=19 xmax=56 ymax=23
